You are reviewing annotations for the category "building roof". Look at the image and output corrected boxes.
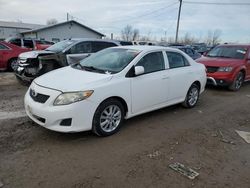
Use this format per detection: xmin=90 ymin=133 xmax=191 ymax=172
xmin=21 ymin=20 xmax=105 ymax=37
xmin=0 ymin=20 xmax=44 ymax=29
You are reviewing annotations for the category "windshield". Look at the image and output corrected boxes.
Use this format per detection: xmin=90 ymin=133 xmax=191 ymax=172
xmin=46 ymin=40 xmax=76 ymax=52
xmin=77 ymin=48 xmax=140 ymax=74
xmin=207 ymin=46 xmax=247 ymax=59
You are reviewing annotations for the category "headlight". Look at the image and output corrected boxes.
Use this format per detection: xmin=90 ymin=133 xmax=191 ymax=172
xmin=54 ymin=90 xmax=94 ymax=106
xmin=217 ymin=67 xmax=233 ymax=72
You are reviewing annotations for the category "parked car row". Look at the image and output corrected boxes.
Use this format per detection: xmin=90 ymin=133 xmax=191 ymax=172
xmin=0 ymin=38 xmax=54 ymax=71
xmin=1 ymin=37 xmax=250 ymax=137
xmin=15 ymin=39 xmax=132 ymax=83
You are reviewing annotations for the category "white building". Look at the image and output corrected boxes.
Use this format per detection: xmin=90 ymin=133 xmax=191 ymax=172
xmin=0 ymin=20 xmax=43 ymax=40
xmin=22 ymin=20 xmax=105 ymax=42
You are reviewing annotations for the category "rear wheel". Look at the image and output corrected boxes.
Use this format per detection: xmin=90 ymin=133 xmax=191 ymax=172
xmin=92 ymin=99 xmax=125 ymax=136
xmin=8 ymin=58 xmax=18 ymax=71
xmin=182 ymin=84 xmax=200 ymax=108
xmin=229 ymin=71 xmax=244 ymax=91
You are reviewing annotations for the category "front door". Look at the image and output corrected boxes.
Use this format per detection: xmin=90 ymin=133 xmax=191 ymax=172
xmin=131 ymin=51 xmax=169 ymax=114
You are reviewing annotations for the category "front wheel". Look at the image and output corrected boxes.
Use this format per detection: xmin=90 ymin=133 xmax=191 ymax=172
xmin=92 ymin=99 xmax=125 ymax=137
xmin=182 ymin=84 xmax=200 ymax=108
xmin=229 ymin=71 xmax=244 ymax=91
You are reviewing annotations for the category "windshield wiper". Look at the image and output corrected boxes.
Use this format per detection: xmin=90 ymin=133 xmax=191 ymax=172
xmin=82 ymin=66 xmax=106 ymax=73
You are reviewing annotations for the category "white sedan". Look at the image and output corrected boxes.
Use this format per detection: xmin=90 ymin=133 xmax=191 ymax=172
xmin=24 ymin=46 xmax=206 ymax=136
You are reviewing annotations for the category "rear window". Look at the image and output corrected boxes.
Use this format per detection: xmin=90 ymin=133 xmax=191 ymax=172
xmin=91 ymin=41 xmax=117 ymax=53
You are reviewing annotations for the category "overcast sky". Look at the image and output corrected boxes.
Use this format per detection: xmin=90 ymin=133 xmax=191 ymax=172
xmin=0 ymin=0 xmax=250 ymax=42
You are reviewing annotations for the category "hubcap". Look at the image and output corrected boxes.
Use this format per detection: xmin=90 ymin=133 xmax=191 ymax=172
xmin=11 ymin=59 xmax=18 ymax=70
xmin=188 ymin=87 xmax=199 ymax=106
xmin=235 ymin=73 xmax=243 ymax=89
xmin=100 ymin=105 xmax=121 ymax=132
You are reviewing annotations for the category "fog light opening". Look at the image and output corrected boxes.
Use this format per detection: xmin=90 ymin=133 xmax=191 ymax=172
xmin=60 ymin=118 xmax=72 ymax=126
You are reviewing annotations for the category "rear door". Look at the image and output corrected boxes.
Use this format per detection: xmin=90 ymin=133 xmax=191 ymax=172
xmin=165 ymin=51 xmax=194 ymax=101
xmin=66 ymin=42 xmax=92 ymax=64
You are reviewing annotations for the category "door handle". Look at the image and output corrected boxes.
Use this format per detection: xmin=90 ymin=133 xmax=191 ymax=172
xmin=162 ymin=76 xmax=169 ymax=80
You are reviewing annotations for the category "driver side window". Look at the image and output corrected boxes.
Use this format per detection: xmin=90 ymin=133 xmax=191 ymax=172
xmin=70 ymin=42 xmax=91 ymax=54
xmin=136 ymin=52 xmax=165 ymax=74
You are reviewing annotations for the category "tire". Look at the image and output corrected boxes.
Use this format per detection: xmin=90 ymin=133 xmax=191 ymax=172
xmin=229 ymin=71 xmax=244 ymax=91
xmin=92 ymin=99 xmax=125 ymax=137
xmin=182 ymin=84 xmax=200 ymax=108
xmin=7 ymin=58 xmax=18 ymax=71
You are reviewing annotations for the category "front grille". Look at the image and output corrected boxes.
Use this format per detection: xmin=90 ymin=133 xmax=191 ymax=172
xmin=29 ymin=89 xmax=50 ymax=103
xmin=206 ymin=66 xmax=218 ymax=73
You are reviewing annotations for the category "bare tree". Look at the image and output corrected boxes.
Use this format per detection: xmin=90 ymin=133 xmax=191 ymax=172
xmin=46 ymin=18 xmax=58 ymax=25
xmin=212 ymin=29 xmax=221 ymax=45
xmin=206 ymin=29 xmax=222 ymax=45
xmin=121 ymin=25 xmax=139 ymax=41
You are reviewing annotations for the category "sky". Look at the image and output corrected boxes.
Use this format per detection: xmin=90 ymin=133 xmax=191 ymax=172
xmin=0 ymin=0 xmax=250 ymax=43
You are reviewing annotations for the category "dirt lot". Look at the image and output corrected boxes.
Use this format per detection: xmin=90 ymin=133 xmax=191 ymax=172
xmin=0 ymin=72 xmax=250 ymax=188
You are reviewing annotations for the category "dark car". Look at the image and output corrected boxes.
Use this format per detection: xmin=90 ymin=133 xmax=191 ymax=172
xmin=169 ymin=45 xmax=201 ymax=60
xmin=192 ymin=43 xmax=208 ymax=55
xmin=196 ymin=44 xmax=250 ymax=91
xmin=15 ymin=39 xmax=126 ymax=83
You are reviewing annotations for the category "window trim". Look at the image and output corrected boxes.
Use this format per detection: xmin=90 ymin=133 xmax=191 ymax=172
xmin=165 ymin=51 xmax=190 ymax=69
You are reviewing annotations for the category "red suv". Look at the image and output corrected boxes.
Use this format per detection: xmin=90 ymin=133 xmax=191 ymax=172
xmin=196 ymin=44 xmax=250 ymax=91
xmin=0 ymin=41 xmax=30 ymax=71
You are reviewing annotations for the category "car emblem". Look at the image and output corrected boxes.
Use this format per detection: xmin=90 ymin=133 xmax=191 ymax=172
xmin=31 ymin=89 xmax=37 ymax=97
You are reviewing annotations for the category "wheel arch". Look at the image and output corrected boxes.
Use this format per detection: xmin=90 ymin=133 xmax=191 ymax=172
xmin=192 ymin=80 xmax=201 ymax=91
xmin=98 ymin=96 xmax=128 ymax=116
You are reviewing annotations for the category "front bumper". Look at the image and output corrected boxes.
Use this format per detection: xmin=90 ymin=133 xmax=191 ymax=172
xmin=15 ymin=58 xmax=41 ymax=83
xmin=24 ymin=82 xmax=98 ymax=133
xmin=206 ymin=72 xmax=234 ymax=86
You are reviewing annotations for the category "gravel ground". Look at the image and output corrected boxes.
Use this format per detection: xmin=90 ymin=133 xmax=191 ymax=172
xmin=0 ymin=72 xmax=250 ymax=188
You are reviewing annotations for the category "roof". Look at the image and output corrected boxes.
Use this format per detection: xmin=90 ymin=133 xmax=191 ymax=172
xmin=113 ymin=45 xmax=173 ymax=51
xmin=219 ymin=43 xmax=250 ymax=48
xmin=21 ymin=20 xmax=105 ymax=37
xmin=0 ymin=20 xmax=44 ymax=29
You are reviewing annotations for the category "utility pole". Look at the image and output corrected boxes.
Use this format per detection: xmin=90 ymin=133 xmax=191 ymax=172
xmin=67 ymin=13 xmax=69 ymax=21
xmin=175 ymin=0 xmax=183 ymax=43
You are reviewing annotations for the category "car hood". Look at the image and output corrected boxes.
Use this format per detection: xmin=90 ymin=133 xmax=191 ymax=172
xmin=34 ymin=66 xmax=113 ymax=92
xmin=196 ymin=56 xmax=244 ymax=67
xmin=19 ymin=50 xmax=55 ymax=59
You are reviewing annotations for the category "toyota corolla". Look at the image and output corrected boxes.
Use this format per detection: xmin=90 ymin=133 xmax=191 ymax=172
xmin=24 ymin=46 xmax=206 ymax=136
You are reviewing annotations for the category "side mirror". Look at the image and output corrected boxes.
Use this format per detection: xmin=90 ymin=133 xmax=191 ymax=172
xmin=134 ymin=66 xmax=145 ymax=76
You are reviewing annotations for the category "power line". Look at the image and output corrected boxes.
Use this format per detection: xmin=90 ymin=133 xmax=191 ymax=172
xmin=107 ymin=1 xmax=179 ymax=23
xmin=183 ymin=1 xmax=250 ymax=5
